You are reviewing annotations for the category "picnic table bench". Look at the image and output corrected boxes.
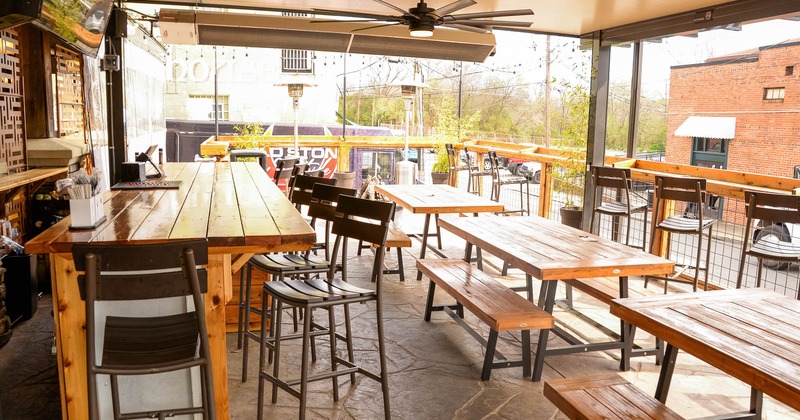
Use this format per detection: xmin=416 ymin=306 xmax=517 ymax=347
xmin=417 ymin=258 xmax=554 ymax=380
xmin=544 ymin=373 xmax=684 ymax=419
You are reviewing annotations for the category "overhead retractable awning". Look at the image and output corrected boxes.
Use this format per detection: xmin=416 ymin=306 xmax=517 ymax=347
xmin=674 ymin=116 xmax=736 ymax=139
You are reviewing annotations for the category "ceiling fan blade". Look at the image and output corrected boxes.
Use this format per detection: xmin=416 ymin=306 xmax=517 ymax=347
xmin=370 ymin=0 xmax=414 ymax=17
xmin=453 ymin=19 xmax=533 ymax=28
xmin=309 ymin=18 xmax=384 ymax=23
xmin=431 ymin=0 xmax=477 ymax=18
xmin=447 ymin=9 xmax=534 ymax=20
xmin=312 ymin=8 xmax=397 ymax=21
xmin=443 ymin=23 xmax=489 ymax=34
xmin=352 ymin=22 xmax=403 ymax=32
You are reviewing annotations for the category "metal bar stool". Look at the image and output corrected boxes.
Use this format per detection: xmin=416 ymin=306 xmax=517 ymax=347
xmin=72 ymin=240 xmax=215 ymax=420
xmin=589 ymin=166 xmax=648 ymax=249
xmin=464 ymin=145 xmax=490 ymax=195
xmin=445 ymin=143 xmax=469 ymax=188
xmin=489 ymin=150 xmax=530 ymax=215
xmin=257 ymin=195 xmax=394 ymax=420
xmin=735 ymin=190 xmax=800 ymax=298
xmin=645 ymin=175 xmax=715 ymax=292
xmin=237 ymin=176 xmax=343 ymax=382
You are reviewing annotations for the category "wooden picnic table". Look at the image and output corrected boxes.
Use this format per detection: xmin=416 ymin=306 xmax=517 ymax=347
xmin=611 ymin=288 xmax=800 ymax=417
xmin=438 ymin=214 xmax=674 ymax=381
xmin=25 ymin=162 xmax=316 ymax=420
xmin=374 ymin=184 xmax=504 ymax=280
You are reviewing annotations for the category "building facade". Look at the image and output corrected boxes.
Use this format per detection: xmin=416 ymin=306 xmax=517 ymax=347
xmin=667 ymin=40 xmax=800 ymax=180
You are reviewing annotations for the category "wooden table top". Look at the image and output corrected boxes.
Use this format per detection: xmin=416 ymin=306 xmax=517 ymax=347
xmin=375 ymin=184 xmax=504 ymax=214
xmin=25 ymin=162 xmax=316 ymax=255
xmin=0 ymin=167 xmax=68 ymax=193
xmin=610 ymin=288 xmax=800 ymax=412
xmin=438 ymin=215 xmax=674 ymax=281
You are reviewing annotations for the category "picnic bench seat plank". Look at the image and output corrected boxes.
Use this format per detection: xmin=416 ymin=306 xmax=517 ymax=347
xmin=544 ymin=374 xmax=685 ymax=420
xmin=373 ymin=221 xmax=412 ymax=248
xmin=419 ymin=259 xmax=553 ymax=331
xmin=563 ymin=277 xmax=654 ymax=304
xmin=418 ymin=258 xmax=553 ymax=380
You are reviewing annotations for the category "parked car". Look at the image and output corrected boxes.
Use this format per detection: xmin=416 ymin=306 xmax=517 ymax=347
xmin=460 ymin=151 xmax=508 ymax=170
xmin=752 ymin=221 xmax=800 ymax=270
xmin=515 ymin=162 xmax=542 ymax=184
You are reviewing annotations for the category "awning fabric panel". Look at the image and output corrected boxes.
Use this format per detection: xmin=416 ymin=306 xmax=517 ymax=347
xmin=674 ymin=116 xmax=736 ymax=139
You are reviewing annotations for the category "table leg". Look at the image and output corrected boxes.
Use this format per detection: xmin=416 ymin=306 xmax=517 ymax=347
xmin=207 ymin=254 xmax=232 ymax=419
xmin=655 ymin=343 xmax=679 ymax=403
xmin=416 ymin=214 xmax=433 ymax=281
xmin=750 ymin=387 xmax=763 ymax=417
xmin=618 ymin=276 xmax=631 ymax=371
xmin=532 ymin=280 xmax=558 ymax=382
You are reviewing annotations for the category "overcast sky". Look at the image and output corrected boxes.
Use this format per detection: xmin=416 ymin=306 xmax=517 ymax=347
xmin=484 ymin=18 xmax=800 ymax=99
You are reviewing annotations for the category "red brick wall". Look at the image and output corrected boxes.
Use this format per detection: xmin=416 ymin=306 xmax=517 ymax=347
xmin=667 ymin=43 xmax=800 ymax=179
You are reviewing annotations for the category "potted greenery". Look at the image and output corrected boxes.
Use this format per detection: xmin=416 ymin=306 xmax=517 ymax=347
xmin=430 ymin=144 xmax=451 ymax=184
xmin=550 ymin=80 xmax=589 ymax=229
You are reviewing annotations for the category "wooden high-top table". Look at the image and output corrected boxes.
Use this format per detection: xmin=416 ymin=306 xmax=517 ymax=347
xmin=374 ymin=184 xmax=504 ymax=280
xmin=437 ymin=214 xmax=674 ymax=381
xmin=611 ymin=288 xmax=800 ymax=417
xmin=25 ymin=162 xmax=316 ymax=420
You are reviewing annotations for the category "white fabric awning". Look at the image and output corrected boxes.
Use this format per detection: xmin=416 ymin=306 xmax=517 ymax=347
xmin=674 ymin=116 xmax=736 ymax=139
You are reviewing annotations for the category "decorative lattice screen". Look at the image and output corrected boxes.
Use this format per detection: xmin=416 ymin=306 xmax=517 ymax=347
xmin=0 ymin=28 xmax=24 ymax=174
xmin=55 ymin=46 xmax=85 ymax=139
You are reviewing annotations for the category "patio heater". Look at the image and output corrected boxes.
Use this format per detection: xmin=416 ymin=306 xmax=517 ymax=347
xmin=276 ymin=82 xmax=315 ymax=160
xmin=394 ymin=80 xmax=427 ymax=185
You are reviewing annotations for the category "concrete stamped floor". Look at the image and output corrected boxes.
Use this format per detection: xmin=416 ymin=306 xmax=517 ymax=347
xmin=2 ymin=214 xmax=799 ymax=419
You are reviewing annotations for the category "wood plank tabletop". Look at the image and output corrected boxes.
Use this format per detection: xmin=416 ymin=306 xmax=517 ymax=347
xmin=25 ymin=162 xmax=316 ymax=254
xmin=0 ymin=167 xmax=68 ymax=193
xmin=375 ymin=184 xmax=504 ymax=214
xmin=610 ymin=288 xmax=800 ymax=412
xmin=438 ymin=214 xmax=674 ymax=281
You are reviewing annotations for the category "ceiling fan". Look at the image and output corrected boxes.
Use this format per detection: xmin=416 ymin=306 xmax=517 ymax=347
xmin=313 ymin=0 xmax=534 ymax=38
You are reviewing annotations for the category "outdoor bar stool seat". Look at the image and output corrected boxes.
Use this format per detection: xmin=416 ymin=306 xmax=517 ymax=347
xmin=237 ymin=176 xmax=345 ymax=382
xmin=645 ymin=175 xmax=715 ymax=292
xmin=736 ymin=190 xmax=800 ymax=298
xmin=489 ymin=150 xmax=530 ymax=215
xmin=72 ymin=240 xmax=215 ymax=420
xmin=257 ymin=195 xmax=394 ymax=420
xmin=446 ymin=143 xmax=469 ymax=188
xmin=589 ymin=166 xmax=649 ymax=249
xmin=231 ymin=149 xmax=269 ymax=171
xmin=464 ymin=145 xmax=490 ymax=195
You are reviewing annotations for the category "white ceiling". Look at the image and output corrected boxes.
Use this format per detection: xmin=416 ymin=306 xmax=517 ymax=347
xmin=130 ymin=0 xmax=737 ymax=37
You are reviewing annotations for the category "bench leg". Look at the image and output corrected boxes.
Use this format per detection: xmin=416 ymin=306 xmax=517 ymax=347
xmin=424 ymin=280 xmax=436 ymax=322
xmin=532 ymin=280 xmax=558 ymax=382
xmin=481 ymin=330 xmax=499 ymax=381
xmin=397 ymin=247 xmax=405 ymax=281
xmin=618 ymin=276 xmax=631 ymax=372
xmin=525 ymin=274 xmax=533 ymax=302
xmin=655 ymin=343 xmax=679 ymax=403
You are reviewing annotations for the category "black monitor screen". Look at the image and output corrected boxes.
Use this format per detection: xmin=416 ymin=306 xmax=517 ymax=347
xmin=34 ymin=0 xmax=113 ymax=57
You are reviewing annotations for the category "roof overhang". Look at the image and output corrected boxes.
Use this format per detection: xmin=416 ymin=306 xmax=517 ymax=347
xmin=675 ymin=116 xmax=736 ymax=139
xmin=158 ymin=9 xmax=497 ymax=62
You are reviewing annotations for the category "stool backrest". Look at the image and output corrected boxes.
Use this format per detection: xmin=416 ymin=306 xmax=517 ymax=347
xmin=329 ymin=195 xmax=394 ymax=282
xmin=308 ymin=183 xmax=357 ymax=223
xmin=744 ymin=190 xmax=800 ymax=225
xmin=273 ymin=158 xmax=298 ymax=184
xmin=291 ymin=174 xmax=336 ymax=209
xmin=230 ymin=150 xmax=268 ymax=172
xmin=592 ymin=166 xmax=632 ymax=205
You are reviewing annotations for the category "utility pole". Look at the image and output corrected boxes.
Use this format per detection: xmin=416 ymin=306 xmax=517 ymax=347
xmin=544 ymin=35 xmax=552 ymax=148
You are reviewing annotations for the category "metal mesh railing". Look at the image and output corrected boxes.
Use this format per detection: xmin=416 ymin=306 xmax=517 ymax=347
xmin=450 ymin=169 xmax=799 ymax=299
